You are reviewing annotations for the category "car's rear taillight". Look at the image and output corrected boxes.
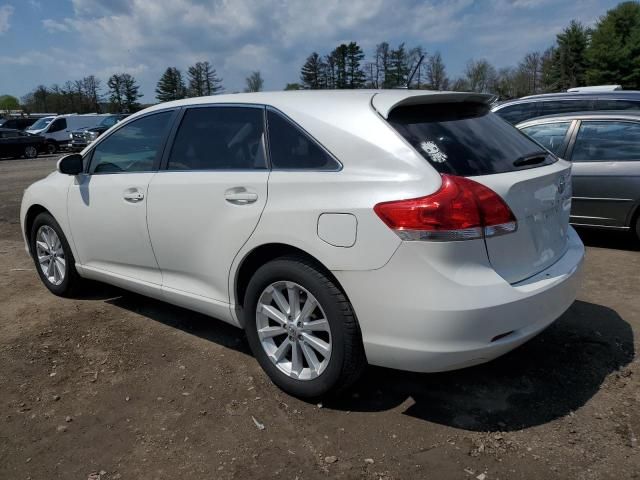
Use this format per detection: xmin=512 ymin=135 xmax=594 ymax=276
xmin=374 ymin=174 xmax=517 ymax=241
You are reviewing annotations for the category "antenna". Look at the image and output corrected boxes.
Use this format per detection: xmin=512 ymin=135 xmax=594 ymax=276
xmin=406 ymin=55 xmax=425 ymax=88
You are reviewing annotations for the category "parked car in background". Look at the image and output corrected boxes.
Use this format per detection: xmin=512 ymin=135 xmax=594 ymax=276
xmin=517 ymin=111 xmax=640 ymax=239
xmin=493 ymin=90 xmax=640 ymax=124
xmin=0 ymin=117 xmax=38 ymax=131
xmin=70 ymin=114 xmax=128 ymax=151
xmin=20 ymin=90 xmax=584 ymax=398
xmin=26 ymin=114 xmax=107 ymax=154
xmin=0 ymin=128 xmax=45 ymax=159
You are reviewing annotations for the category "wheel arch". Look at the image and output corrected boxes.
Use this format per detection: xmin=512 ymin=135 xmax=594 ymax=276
xmin=24 ymin=204 xmax=51 ymax=255
xmin=233 ymin=243 xmax=350 ymax=312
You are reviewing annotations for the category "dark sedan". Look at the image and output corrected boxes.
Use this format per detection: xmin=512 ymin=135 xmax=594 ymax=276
xmin=517 ymin=112 xmax=640 ymax=240
xmin=0 ymin=128 xmax=46 ymax=159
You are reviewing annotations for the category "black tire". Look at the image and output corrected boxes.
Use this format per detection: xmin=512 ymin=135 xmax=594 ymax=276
xmin=46 ymin=142 xmax=57 ymax=155
xmin=244 ymin=256 xmax=366 ymax=399
xmin=635 ymin=214 xmax=640 ymax=242
xmin=30 ymin=212 xmax=81 ymax=297
xmin=24 ymin=145 xmax=38 ymax=159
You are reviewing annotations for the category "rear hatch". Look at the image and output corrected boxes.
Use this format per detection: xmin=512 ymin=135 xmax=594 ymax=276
xmin=382 ymin=97 xmax=572 ymax=284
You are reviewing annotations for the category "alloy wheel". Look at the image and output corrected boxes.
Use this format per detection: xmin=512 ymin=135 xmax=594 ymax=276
xmin=256 ymin=281 xmax=332 ymax=380
xmin=24 ymin=146 xmax=37 ymax=158
xmin=35 ymin=225 xmax=66 ymax=286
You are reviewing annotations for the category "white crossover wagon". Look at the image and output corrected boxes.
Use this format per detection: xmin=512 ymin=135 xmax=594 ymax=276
xmin=20 ymin=90 xmax=584 ymax=398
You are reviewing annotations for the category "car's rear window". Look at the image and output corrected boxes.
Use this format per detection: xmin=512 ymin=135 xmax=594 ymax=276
xmin=387 ymin=102 xmax=556 ymax=176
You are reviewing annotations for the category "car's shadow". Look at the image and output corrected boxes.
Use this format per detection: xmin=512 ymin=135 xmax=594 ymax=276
xmin=75 ymin=285 xmax=633 ymax=432
xmin=575 ymin=226 xmax=639 ymax=251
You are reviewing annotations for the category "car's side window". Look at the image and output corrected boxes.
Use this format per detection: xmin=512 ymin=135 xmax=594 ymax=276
xmin=520 ymin=122 xmax=571 ymax=157
xmin=495 ymin=103 xmax=537 ymax=124
xmin=540 ymin=100 xmax=592 ymax=116
xmin=89 ymin=111 xmax=173 ymax=174
xmin=266 ymin=110 xmax=339 ymax=170
xmin=167 ymin=106 xmax=266 ymax=171
xmin=48 ymin=118 xmax=67 ymax=133
xmin=592 ymin=99 xmax=640 ymax=111
xmin=572 ymin=121 xmax=640 ymax=162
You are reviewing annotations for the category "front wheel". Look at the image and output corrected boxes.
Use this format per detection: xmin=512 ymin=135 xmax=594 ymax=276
xmin=30 ymin=212 xmax=81 ymax=296
xmin=244 ymin=256 xmax=366 ymax=399
xmin=24 ymin=145 xmax=38 ymax=159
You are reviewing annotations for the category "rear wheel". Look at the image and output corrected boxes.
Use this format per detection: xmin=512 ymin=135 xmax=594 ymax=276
xmin=244 ymin=256 xmax=366 ymax=399
xmin=24 ymin=145 xmax=38 ymax=159
xmin=46 ymin=142 xmax=57 ymax=155
xmin=30 ymin=212 xmax=81 ymax=296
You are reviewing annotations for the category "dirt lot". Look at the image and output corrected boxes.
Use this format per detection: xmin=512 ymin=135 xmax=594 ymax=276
xmin=0 ymin=155 xmax=638 ymax=480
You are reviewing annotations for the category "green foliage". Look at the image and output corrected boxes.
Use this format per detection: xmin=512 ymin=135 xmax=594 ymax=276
xmin=549 ymin=20 xmax=590 ymax=90
xmin=0 ymin=94 xmax=19 ymax=112
xmin=587 ymin=1 xmax=640 ymax=88
xmin=284 ymin=83 xmax=302 ymax=90
xmin=155 ymin=67 xmax=187 ymax=102
xmin=108 ymin=73 xmax=142 ymax=113
xmin=300 ymin=52 xmax=325 ymax=89
xmin=187 ymin=61 xmax=223 ymax=97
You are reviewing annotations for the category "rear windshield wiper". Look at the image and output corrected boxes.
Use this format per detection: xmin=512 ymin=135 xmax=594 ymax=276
xmin=513 ymin=152 xmax=548 ymax=168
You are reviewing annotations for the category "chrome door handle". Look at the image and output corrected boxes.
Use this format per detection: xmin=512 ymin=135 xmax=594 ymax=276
xmin=123 ymin=191 xmax=144 ymax=203
xmin=224 ymin=190 xmax=258 ymax=205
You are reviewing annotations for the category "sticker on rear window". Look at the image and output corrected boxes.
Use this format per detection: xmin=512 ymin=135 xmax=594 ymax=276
xmin=420 ymin=141 xmax=447 ymax=163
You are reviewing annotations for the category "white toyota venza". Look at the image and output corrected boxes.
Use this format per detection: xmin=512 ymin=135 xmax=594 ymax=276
xmin=21 ymin=90 xmax=584 ymax=398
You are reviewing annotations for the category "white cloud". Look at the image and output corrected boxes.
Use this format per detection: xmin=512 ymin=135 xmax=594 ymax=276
xmin=43 ymin=18 xmax=71 ymax=33
xmin=0 ymin=4 xmax=13 ymax=34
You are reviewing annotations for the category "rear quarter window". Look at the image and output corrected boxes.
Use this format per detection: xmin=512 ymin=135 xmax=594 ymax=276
xmin=388 ymin=102 xmax=555 ymax=176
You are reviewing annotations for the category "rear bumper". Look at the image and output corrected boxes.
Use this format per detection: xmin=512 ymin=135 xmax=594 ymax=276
xmin=333 ymin=226 xmax=584 ymax=372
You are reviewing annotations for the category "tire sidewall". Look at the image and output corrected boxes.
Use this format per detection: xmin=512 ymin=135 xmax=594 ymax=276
xmin=30 ymin=213 xmax=75 ymax=296
xmin=244 ymin=259 xmax=348 ymax=399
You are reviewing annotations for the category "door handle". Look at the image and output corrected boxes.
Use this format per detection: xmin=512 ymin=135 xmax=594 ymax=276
xmin=224 ymin=189 xmax=258 ymax=205
xmin=123 ymin=190 xmax=144 ymax=203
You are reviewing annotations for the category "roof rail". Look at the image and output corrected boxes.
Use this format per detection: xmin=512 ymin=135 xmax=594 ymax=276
xmin=567 ymin=85 xmax=622 ymax=93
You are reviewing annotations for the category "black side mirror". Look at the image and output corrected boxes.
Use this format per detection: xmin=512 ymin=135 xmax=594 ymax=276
xmin=57 ymin=154 xmax=84 ymax=175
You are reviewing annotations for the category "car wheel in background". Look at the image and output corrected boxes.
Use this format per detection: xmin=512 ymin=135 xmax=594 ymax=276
xmin=46 ymin=142 xmax=57 ymax=155
xmin=243 ymin=255 xmax=366 ymax=399
xmin=24 ymin=145 xmax=38 ymax=159
xmin=30 ymin=212 xmax=81 ymax=297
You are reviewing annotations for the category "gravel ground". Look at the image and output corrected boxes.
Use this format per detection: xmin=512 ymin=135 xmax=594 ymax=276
xmin=0 ymin=155 xmax=638 ymax=480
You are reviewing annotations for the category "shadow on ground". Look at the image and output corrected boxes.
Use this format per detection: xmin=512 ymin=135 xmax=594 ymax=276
xmin=575 ymin=226 xmax=639 ymax=252
xmin=73 ymin=285 xmax=633 ymax=432
xmin=328 ymin=300 xmax=634 ymax=431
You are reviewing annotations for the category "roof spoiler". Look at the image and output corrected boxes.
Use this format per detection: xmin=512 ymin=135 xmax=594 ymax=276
xmin=371 ymin=91 xmax=497 ymax=119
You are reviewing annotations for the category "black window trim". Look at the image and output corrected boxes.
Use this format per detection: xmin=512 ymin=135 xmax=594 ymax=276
xmin=566 ymin=118 xmax=640 ymax=163
xmin=265 ymin=106 xmax=343 ymax=172
xmin=83 ymin=108 xmax=179 ymax=175
xmin=158 ymin=103 xmax=269 ymax=172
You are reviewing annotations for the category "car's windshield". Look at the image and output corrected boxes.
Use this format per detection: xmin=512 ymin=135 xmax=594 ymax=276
xmin=100 ymin=116 xmax=118 ymax=128
xmin=29 ymin=117 xmax=54 ymax=130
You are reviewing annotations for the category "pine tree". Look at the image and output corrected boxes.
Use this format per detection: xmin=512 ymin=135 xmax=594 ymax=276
xmin=345 ymin=42 xmax=366 ymax=88
xmin=122 ymin=74 xmax=142 ymax=112
xmin=549 ymin=21 xmax=589 ymax=90
xmin=187 ymin=61 xmax=223 ymax=97
xmin=155 ymin=67 xmax=187 ymax=102
xmin=300 ymin=52 xmax=325 ymax=89
xmin=387 ymin=43 xmax=409 ymax=88
xmin=107 ymin=74 xmax=124 ymax=112
xmin=426 ymin=52 xmax=448 ymax=90
xmin=586 ymin=1 xmax=640 ymax=88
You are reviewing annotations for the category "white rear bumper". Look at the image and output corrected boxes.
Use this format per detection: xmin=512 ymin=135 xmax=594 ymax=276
xmin=333 ymin=226 xmax=584 ymax=372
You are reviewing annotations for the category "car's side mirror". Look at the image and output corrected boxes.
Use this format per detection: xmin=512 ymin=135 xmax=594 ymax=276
xmin=57 ymin=154 xmax=84 ymax=175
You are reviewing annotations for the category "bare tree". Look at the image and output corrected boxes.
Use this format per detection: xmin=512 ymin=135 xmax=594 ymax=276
xmin=245 ymin=71 xmax=264 ymax=92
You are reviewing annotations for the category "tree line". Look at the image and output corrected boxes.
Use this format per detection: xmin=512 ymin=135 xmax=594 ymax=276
xmin=7 ymin=1 xmax=639 ymax=114
xmin=291 ymin=1 xmax=640 ymax=96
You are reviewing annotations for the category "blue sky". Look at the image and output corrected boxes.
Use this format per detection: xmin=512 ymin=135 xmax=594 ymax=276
xmin=0 ymin=0 xmax=622 ymax=102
